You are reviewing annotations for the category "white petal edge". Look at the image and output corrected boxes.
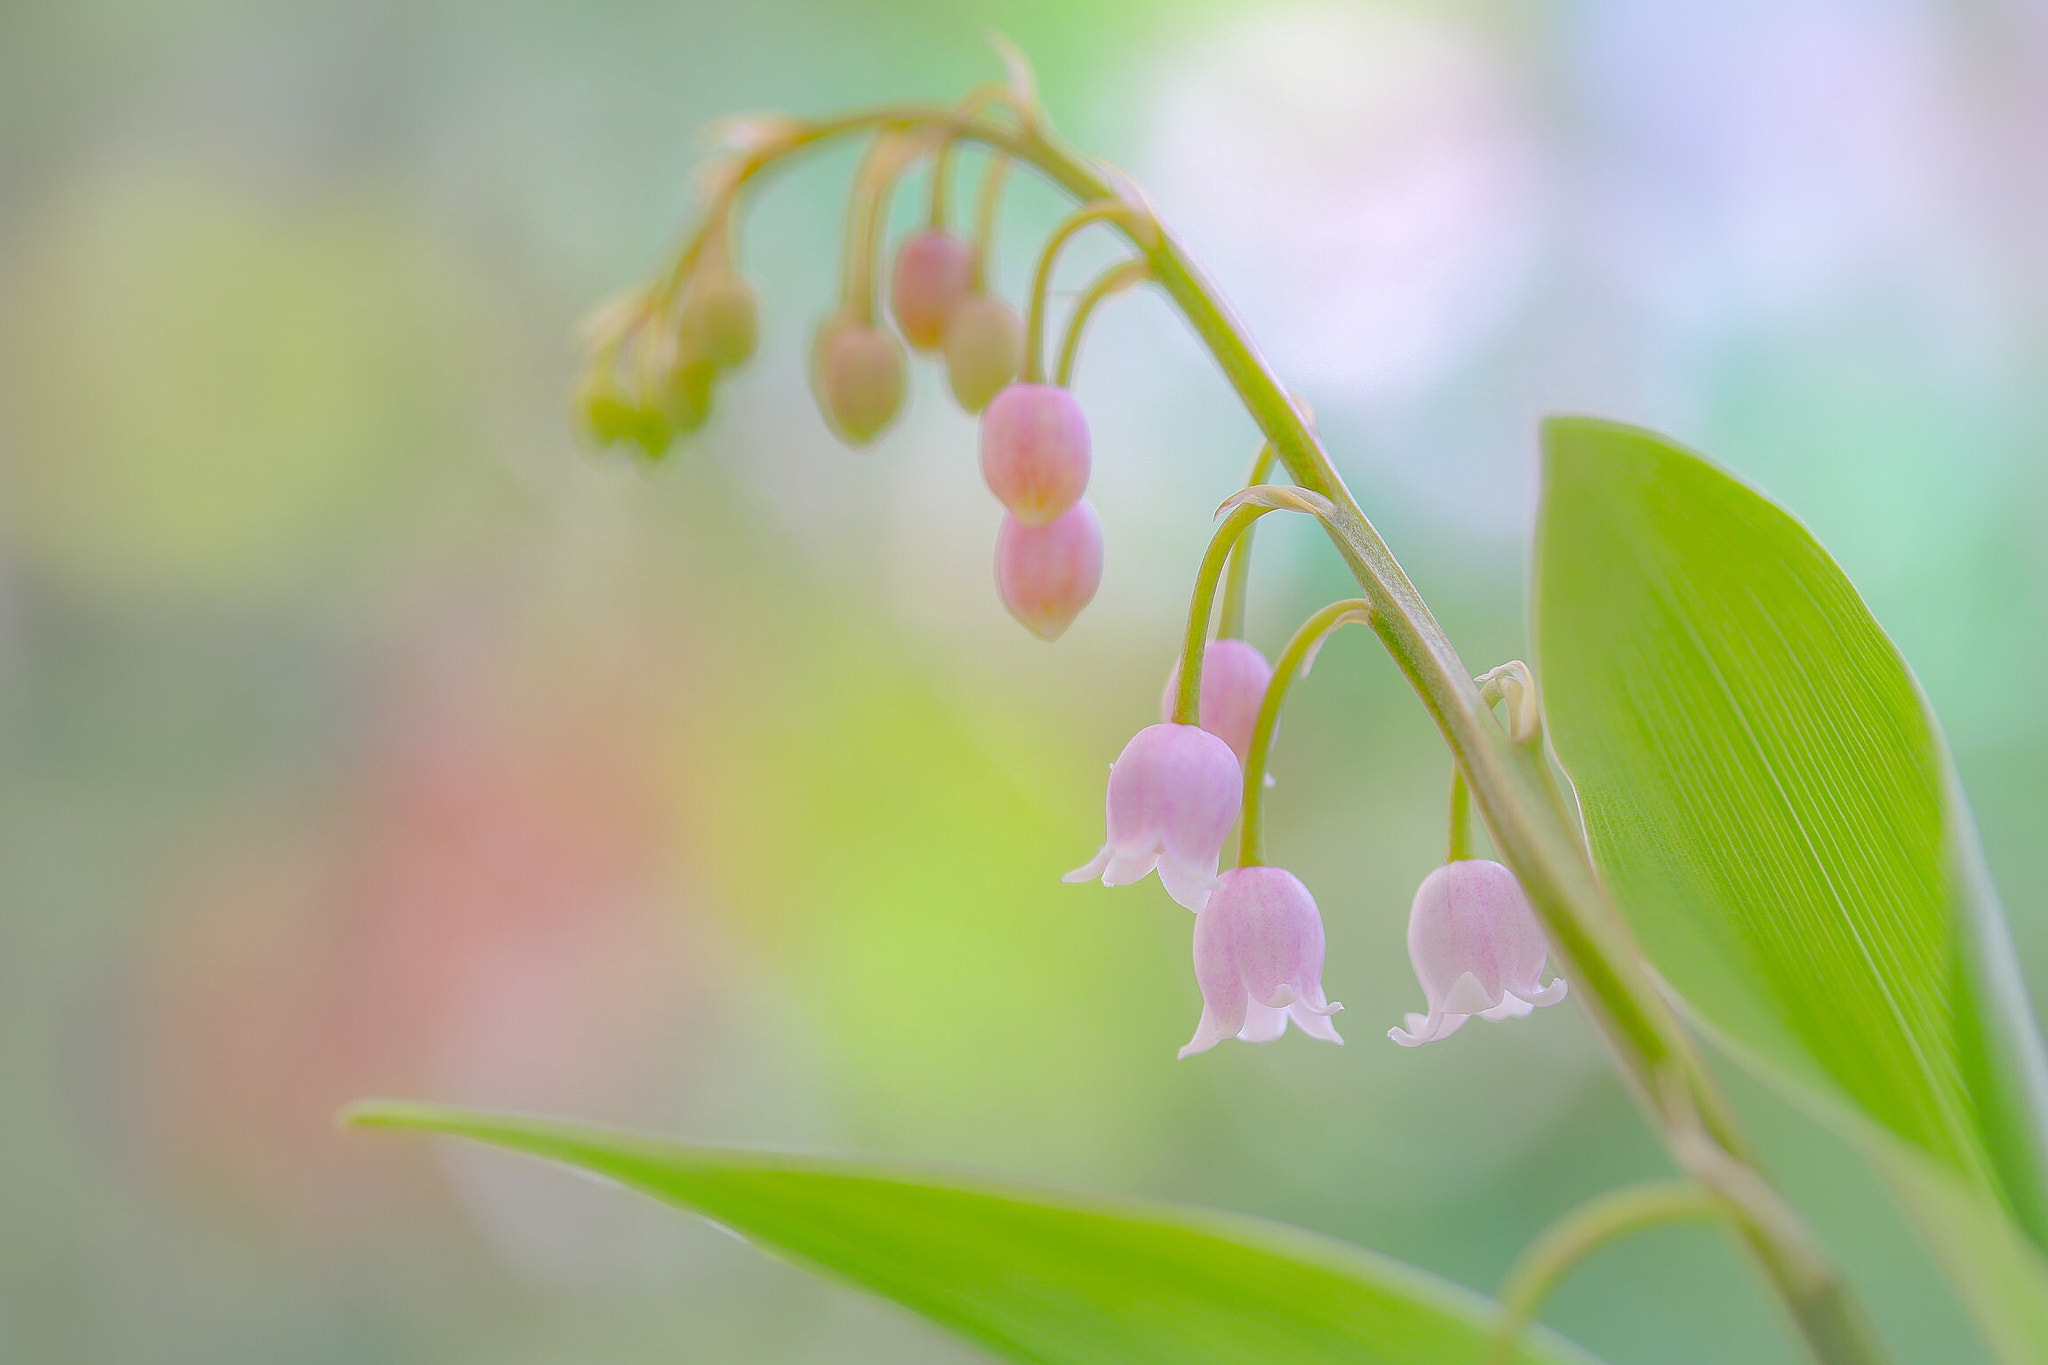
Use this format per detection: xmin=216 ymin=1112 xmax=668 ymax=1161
xmin=1439 ymin=970 xmax=1499 ymax=1016
xmin=1389 ymin=1010 xmax=1471 ymax=1047
xmin=1062 ymin=845 xmax=1113 ymax=884
xmin=1103 ymin=846 xmax=1162 ymax=887
xmin=1290 ymin=1001 xmax=1344 ymax=1044
xmin=1237 ymin=1002 xmax=1289 ymax=1044
xmin=1156 ymin=852 xmax=1219 ymax=912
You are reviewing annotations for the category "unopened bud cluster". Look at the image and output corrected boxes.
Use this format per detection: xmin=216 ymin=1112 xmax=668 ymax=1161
xmin=573 ymin=256 xmax=760 ymax=461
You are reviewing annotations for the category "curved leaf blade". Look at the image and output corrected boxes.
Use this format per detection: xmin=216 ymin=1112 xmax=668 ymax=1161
xmin=347 ymin=1101 xmax=1599 ymax=1365
xmin=1532 ymin=416 xmax=2048 ymax=1359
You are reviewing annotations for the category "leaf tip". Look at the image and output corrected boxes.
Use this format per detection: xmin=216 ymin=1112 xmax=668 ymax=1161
xmin=339 ymin=1098 xmax=445 ymax=1132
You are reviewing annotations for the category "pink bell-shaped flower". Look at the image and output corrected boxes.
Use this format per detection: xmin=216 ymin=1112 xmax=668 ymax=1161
xmin=1159 ymin=638 xmax=1273 ymax=765
xmin=980 ymin=382 xmax=1090 ymax=526
xmin=1389 ymin=859 xmax=1567 ymax=1047
xmin=1180 ymin=865 xmax=1342 ymax=1057
xmin=1064 ymin=722 xmax=1240 ymax=911
xmin=995 ymin=500 xmax=1103 ymax=640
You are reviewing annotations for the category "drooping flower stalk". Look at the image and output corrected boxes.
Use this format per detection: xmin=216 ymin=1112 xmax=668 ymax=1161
xmin=1216 ymin=445 xmax=1278 ymax=642
xmin=1159 ymin=638 xmax=1272 ymax=766
xmin=1019 ymin=200 xmax=1150 ymax=385
xmin=1447 ymin=763 xmax=1474 ymax=863
xmin=1053 ymin=258 xmax=1148 ymax=388
xmin=1236 ymin=599 xmax=1373 ymax=868
xmin=1168 ymin=503 xmax=1273 ymax=728
xmin=580 ymin=90 xmax=1891 ymax=1365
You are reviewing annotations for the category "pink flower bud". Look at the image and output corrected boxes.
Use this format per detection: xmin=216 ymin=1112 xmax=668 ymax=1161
xmin=1180 ymin=865 xmax=1343 ymax=1057
xmin=890 ymin=230 xmax=976 ymax=352
xmin=995 ymin=500 xmax=1103 ymax=641
xmin=1064 ymin=721 xmax=1240 ymax=911
xmin=812 ymin=316 xmax=907 ymax=446
xmin=1389 ymin=859 xmax=1567 ymax=1047
xmin=1159 ymin=638 xmax=1274 ymax=765
xmin=687 ymin=276 xmax=759 ymax=370
xmin=943 ymin=293 xmax=1023 ymax=413
xmin=979 ymin=383 xmax=1090 ymax=525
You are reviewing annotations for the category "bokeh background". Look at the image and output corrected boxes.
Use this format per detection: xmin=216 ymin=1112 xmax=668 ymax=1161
xmin=5 ymin=0 xmax=2048 ymax=1360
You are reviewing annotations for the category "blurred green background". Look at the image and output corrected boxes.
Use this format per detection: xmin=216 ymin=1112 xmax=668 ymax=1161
xmin=4 ymin=0 xmax=2047 ymax=1360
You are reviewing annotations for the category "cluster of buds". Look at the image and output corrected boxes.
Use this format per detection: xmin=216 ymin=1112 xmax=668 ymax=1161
xmin=573 ymin=223 xmax=760 ymax=462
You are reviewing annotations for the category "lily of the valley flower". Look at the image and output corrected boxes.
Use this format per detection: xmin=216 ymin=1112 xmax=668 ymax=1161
xmin=1180 ymin=865 xmax=1342 ymax=1057
xmin=1064 ymin=722 xmax=1240 ymax=910
xmin=1159 ymin=637 xmax=1273 ymax=766
xmin=1389 ymin=858 xmax=1566 ymax=1047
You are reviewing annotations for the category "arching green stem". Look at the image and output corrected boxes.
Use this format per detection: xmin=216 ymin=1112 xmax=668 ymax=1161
xmin=1218 ymin=445 xmax=1280 ymax=640
xmin=1022 ymin=200 xmax=1150 ymax=383
xmin=1238 ymin=599 xmax=1373 ymax=867
xmin=1486 ymin=1181 xmax=1729 ymax=1365
xmin=1054 ymin=258 xmax=1148 ymax=387
xmin=1172 ymin=505 xmax=1271 ymax=727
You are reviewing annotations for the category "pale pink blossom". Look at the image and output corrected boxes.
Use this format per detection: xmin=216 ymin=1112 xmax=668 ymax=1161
xmin=1159 ymin=638 xmax=1273 ymax=765
xmin=1064 ymin=722 xmax=1240 ymax=910
xmin=890 ymin=230 xmax=975 ymax=352
xmin=995 ymin=501 xmax=1103 ymax=640
xmin=980 ymin=383 xmax=1091 ymax=526
xmin=1389 ymin=859 xmax=1566 ymax=1047
xmin=1180 ymin=865 xmax=1342 ymax=1057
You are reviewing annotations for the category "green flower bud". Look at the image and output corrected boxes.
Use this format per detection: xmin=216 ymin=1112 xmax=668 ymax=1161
xmin=944 ymin=293 xmax=1022 ymax=414
xmin=575 ymin=370 xmax=670 ymax=459
xmin=664 ymin=355 xmax=717 ymax=435
xmin=811 ymin=315 xmax=907 ymax=446
xmin=575 ymin=372 xmax=638 ymax=446
xmin=688 ymin=275 xmax=759 ymax=370
xmin=623 ymin=404 xmax=673 ymax=460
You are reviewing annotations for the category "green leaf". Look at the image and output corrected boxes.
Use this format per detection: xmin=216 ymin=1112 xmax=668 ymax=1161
xmin=345 ymin=1101 xmax=1599 ymax=1365
xmin=1533 ymin=416 xmax=2048 ymax=1359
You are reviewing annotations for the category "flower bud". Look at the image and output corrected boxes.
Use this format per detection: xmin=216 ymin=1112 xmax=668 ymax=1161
xmin=687 ymin=275 xmax=759 ymax=370
xmin=574 ymin=372 xmax=670 ymax=460
xmin=995 ymin=499 xmax=1103 ymax=642
xmin=663 ymin=354 xmax=716 ymax=435
xmin=979 ymin=383 xmax=1090 ymax=525
xmin=890 ymin=230 xmax=975 ymax=352
xmin=1064 ymin=721 xmax=1240 ymax=911
xmin=1181 ymin=865 xmax=1342 ymax=1057
xmin=811 ymin=316 xmax=907 ymax=446
xmin=1160 ymin=638 xmax=1273 ymax=766
xmin=943 ymin=293 xmax=1022 ymax=414
xmin=1389 ymin=859 xmax=1567 ymax=1047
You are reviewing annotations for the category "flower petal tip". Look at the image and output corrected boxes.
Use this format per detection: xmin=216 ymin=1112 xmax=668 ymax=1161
xmin=1062 ymin=846 xmax=1113 ymax=884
